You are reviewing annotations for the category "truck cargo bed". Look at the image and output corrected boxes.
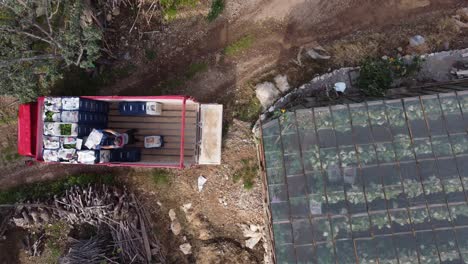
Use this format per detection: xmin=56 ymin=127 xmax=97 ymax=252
xmin=107 ymin=102 xmax=198 ymax=166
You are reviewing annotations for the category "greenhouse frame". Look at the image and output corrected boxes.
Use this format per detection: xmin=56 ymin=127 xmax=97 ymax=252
xmin=260 ymin=90 xmax=468 ymax=264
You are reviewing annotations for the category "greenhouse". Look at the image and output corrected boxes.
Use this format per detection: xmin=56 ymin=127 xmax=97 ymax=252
xmin=261 ymin=91 xmax=468 ymax=263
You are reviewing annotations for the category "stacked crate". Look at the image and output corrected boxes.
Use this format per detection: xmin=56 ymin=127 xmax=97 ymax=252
xmin=61 ymin=97 xmax=109 ymax=137
xmin=42 ymin=97 xmax=109 ymax=163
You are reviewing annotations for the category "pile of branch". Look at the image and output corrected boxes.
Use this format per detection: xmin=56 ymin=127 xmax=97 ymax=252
xmin=60 ymin=234 xmax=118 ymax=264
xmin=22 ymin=231 xmax=45 ymax=257
xmin=5 ymin=185 xmax=166 ymax=264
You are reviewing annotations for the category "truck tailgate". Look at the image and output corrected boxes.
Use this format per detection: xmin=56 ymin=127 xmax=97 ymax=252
xmin=198 ymin=104 xmax=223 ymax=165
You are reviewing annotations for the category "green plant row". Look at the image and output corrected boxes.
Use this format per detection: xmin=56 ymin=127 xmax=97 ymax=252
xmin=0 ymin=174 xmax=115 ymax=204
xmin=295 ymin=137 xmax=468 ymax=172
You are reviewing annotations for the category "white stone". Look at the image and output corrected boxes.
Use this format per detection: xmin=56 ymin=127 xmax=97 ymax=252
xmin=179 ymin=243 xmax=192 ymax=255
xmin=255 ymin=82 xmax=280 ymax=109
xmin=409 ymin=35 xmax=426 ymax=47
xmin=246 ymin=235 xmax=262 ymax=249
xmin=171 ymin=220 xmax=182 ymax=236
xmin=169 ymin=209 xmax=177 ymax=221
xmin=274 ymin=75 xmax=290 ymax=93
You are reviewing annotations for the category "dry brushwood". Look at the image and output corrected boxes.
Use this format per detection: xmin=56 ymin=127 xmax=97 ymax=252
xmin=4 ymin=184 xmax=165 ymax=264
xmin=59 ymin=235 xmax=119 ymax=264
xmin=22 ymin=231 xmax=45 ymax=257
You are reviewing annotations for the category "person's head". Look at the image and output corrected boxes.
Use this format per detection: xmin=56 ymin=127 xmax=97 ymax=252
xmin=114 ymin=136 xmax=123 ymax=146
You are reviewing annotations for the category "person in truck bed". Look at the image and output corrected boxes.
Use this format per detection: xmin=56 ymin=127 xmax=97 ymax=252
xmin=100 ymin=129 xmax=138 ymax=149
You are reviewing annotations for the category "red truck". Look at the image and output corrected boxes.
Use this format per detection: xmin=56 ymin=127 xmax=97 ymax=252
xmin=17 ymin=96 xmax=223 ymax=168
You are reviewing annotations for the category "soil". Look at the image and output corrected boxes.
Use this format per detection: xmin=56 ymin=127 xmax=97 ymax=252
xmin=1 ymin=0 xmax=468 ymax=263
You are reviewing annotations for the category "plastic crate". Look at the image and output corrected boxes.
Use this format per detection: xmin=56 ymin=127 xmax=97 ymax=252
xmin=109 ymin=148 xmax=141 ymax=162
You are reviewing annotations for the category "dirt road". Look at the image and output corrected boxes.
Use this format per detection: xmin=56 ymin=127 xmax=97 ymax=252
xmin=108 ymin=0 xmax=465 ymax=103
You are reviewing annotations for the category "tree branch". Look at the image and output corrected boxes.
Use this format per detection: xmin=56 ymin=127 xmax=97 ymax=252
xmin=32 ymin=23 xmax=62 ymax=49
xmin=49 ymin=0 xmax=60 ymax=20
xmin=75 ymin=46 xmax=84 ymax=66
xmin=0 ymin=26 xmax=55 ymax=46
xmin=0 ymin=54 xmax=60 ymax=68
xmin=44 ymin=0 xmax=53 ymax=34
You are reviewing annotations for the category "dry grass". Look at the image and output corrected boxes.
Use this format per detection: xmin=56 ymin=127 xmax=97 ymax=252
xmin=329 ymin=34 xmax=382 ymax=67
xmin=427 ymin=17 xmax=461 ymax=49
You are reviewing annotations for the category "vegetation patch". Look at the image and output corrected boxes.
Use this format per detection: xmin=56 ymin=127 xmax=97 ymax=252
xmin=0 ymin=174 xmax=115 ymax=204
xmin=185 ymin=62 xmax=209 ymax=79
xmin=0 ymin=0 xmax=102 ymax=102
xmin=0 ymin=145 xmax=21 ymax=165
xmin=151 ymin=169 xmax=172 ymax=186
xmin=207 ymin=0 xmax=225 ymax=22
xmin=44 ymin=221 xmax=70 ymax=263
xmin=224 ymin=35 xmax=254 ymax=57
xmin=233 ymin=159 xmax=258 ymax=190
xmin=358 ymin=56 xmax=423 ymax=97
xmin=161 ymin=0 xmax=200 ymax=21
xmin=145 ymin=49 xmax=157 ymax=61
xmin=233 ymin=96 xmax=262 ymax=123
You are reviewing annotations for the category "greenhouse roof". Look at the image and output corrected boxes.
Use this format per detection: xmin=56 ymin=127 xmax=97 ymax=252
xmin=261 ymin=91 xmax=468 ymax=264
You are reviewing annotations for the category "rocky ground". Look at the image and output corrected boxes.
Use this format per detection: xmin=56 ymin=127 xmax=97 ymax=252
xmin=1 ymin=0 xmax=468 ymax=263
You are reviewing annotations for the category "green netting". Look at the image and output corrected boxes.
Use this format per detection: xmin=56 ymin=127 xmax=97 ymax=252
xmin=292 ymin=219 xmax=314 ymax=245
xmin=375 ymin=236 xmax=399 ymax=264
xmin=416 ymin=231 xmax=440 ymax=264
xmin=421 ymin=96 xmax=447 ymax=136
xmin=356 ymin=239 xmax=378 ymax=263
xmin=368 ymin=101 xmax=393 ymax=142
xmin=296 ymin=245 xmax=315 ymax=264
xmin=394 ymin=234 xmax=420 ymax=263
xmin=315 ymin=242 xmax=335 ymax=263
xmin=331 ymin=105 xmax=353 ymax=146
xmin=334 ymin=240 xmax=356 ymax=263
xmin=273 ymin=223 xmax=293 ymax=245
xmin=261 ymin=92 xmax=468 ymax=263
xmin=435 ymin=229 xmax=462 ymax=263
xmin=271 ymin=202 xmax=290 ymax=222
xmin=439 ymin=93 xmax=465 ymax=134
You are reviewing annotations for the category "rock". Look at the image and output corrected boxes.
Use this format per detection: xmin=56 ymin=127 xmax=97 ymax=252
xmin=179 ymin=243 xmax=192 ymax=255
xmin=274 ymin=75 xmax=290 ymax=93
xmin=112 ymin=7 xmax=120 ymax=16
xmin=443 ymin=41 xmax=450 ymax=50
xmin=255 ymin=82 xmax=280 ymax=109
xmin=171 ymin=220 xmax=182 ymax=236
xmin=123 ymin=52 xmax=131 ymax=61
xmin=306 ymin=45 xmax=331 ymax=60
xmin=409 ymin=35 xmax=426 ymax=47
xmin=181 ymin=203 xmax=192 ymax=214
xmin=169 ymin=209 xmax=177 ymax=221
xmin=456 ymin=7 xmax=468 ymax=22
xmin=245 ymin=235 xmax=262 ymax=249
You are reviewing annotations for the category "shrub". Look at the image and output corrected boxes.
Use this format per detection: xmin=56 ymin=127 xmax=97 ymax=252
xmin=233 ymin=159 xmax=258 ymax=190
xmin=358 ymin=56 xmax=423 ymax=97
xmin=358 ymin=58 xmax=393 ymax=97
xmin=207 ymin=0 xmax=225 ymax=22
